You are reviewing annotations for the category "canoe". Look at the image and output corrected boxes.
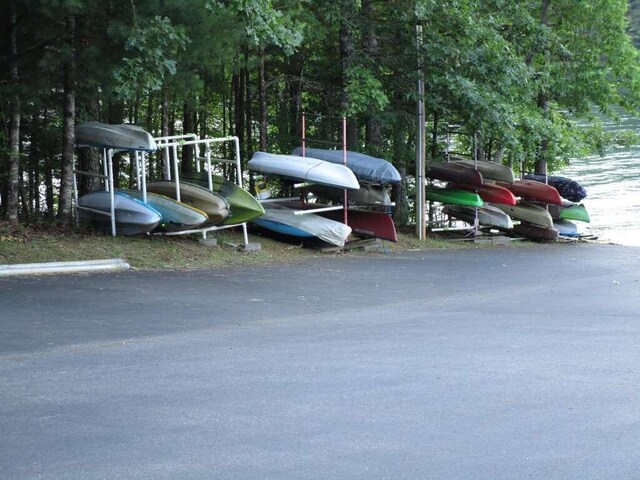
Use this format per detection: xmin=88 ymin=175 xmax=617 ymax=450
xmin=443 ymin=204 xmax=514 ymax=230
xmin=248 ymin=151 xmax=360 ymax=190
xmin=554 ymin=219 xmax=585 ymax=237
xmin=309 ymin=183 xmax=392 ymax=206
xmin=426 ymin=163 xmax=483 ymax=186
xmin=180 ymin=172 xmax=265 ymax=225
xmin=448 ymin=182 xmax=517 ymax=206
xmin=426 ymin=186 xmax=483 ymax=207
xmin=75 ymin=122 xmax=157 ymax=152
xmin=121 ymin=190 xmax=209 ymax=232
xmin=492 ymin=200 xmax=554 ymax=228
xmin=547 ymin=201 xmax=591 ymax=223
xmin=291 ymin=147 xmax=401 ymax=184
xmin=523 ymin=173 xmax=587 ymax=202
xmin=78 ymin=190 xmax=161 ymax=236
xmin=320 ymin=208 xmax=397 ymax=242
xmin=449 ymin=156 xmax=515 ymax=184
xmin=251 ymin=204 xmax=352 ymax=247
xmin=498 ymin=179 xmax=563 ymax=205
xmin=146 ymin=181 xmax=230 ymax=225
xmin=513 ymin=222 xmax=559 ymax=242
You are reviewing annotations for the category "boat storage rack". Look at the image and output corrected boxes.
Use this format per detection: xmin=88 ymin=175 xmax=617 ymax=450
xmin=153 ymin=134 xmax=250 ymax=245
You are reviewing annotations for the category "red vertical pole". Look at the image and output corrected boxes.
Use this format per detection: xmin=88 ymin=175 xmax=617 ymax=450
xmin=301 ymin=112 xmax=306 ymax=158
xmin=343 ymin=116 xmax=348 ymax=225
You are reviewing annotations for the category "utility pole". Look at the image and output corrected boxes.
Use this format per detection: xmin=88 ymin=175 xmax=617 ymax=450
xmin=416 ymin=24 xmax=426 ymax=240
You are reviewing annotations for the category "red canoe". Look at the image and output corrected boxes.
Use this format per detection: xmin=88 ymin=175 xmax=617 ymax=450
xmin=322 ymin=208 xmax=397 ymax=242
xmin=426 ymin=163 xmax=483 ymax=187
xmin=449 ymin=182 xmax=517 ymax=206
xmin=498 ymin=180 xmax=563 ymax=205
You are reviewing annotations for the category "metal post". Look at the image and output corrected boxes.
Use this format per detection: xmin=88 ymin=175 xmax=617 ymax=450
xmin=107 ymin=149 xmax=116 ymax=236
xmin=416 ymin=24 xmax=426 ymax=240
xmin=343 ymin=116 xmax=348 ymax=225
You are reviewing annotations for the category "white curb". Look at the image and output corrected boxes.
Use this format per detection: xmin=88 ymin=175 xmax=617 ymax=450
xmin=0 ymin=259 xmax=130 ymax=277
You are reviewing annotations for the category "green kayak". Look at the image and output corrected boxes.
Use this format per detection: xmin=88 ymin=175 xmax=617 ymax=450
xmin=426 ymin=186 xmax=483 ymax=207
xmin=181 ymin=172 xmax=265 ymax=225
xmin=548 ymin=202 xmax=590 ymax=223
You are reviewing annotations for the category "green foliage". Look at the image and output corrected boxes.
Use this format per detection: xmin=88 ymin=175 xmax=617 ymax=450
xmin=4 ymin=0 xmax=640 ymax=226
xmin=344 ymin=66 xmax=389 ymax=116
xmin=113 ymin=16 xmax=189 ymax=100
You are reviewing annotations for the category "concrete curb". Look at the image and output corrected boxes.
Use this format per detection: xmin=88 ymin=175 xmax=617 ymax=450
xmin=0 ymin=259 xmax=130 ymax=277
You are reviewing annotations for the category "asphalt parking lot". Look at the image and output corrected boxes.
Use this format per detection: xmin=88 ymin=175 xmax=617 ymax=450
xmin=1 ymin=243 xmax=639 ymax=479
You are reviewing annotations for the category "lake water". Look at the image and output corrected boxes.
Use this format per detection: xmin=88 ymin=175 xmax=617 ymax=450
xmin=561 ymin=115 xmax=640 ymax=246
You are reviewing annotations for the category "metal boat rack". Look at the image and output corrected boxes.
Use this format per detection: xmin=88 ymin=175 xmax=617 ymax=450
xmin=153 ymin=134 xmax=250 ymax=245
xmin=266 ymin=113 xmax=348 ymax=219
xmin=73 ymin=141 xmax=154 ymax=237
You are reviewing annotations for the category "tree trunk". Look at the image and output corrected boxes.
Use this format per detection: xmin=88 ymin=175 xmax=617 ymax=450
xmin=244 ymin=50 xmax=252 ymax=157
xmin=535 ymin=0 xmax=551 ymax=175
xmin=339 ymin=0 xmax=358 ymax=148
xmin=182 ymin=101 xmax=194 ymax=174
xmin=79 ymin=94 xmax=102 ymax=194
xmin=57 ymin=14 xmax=76 ymax=226
xmin=7 ymin=1 xmax=21 ymax=225
xmin=160 ymin=84 xmax=170 ymax=179
xmin=362 ymin=0 xmax=382 ymax=150
xmin=258 ymin=49 xmax=268 ymax=152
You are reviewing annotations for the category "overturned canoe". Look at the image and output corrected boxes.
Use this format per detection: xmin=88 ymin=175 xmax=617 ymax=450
xmin=498 ymin=179 xmax=563 ymax=206
xmin=180 ymin=172 xmax=265 ymax=225
xmin=449 ymin=182 xmax=517 ymax=206
xmin=492 ymin=200 xmax=554 ymax=229
xmin=320 ymin=208 xmax=397 ymax=242
xmin=554 ymin=219 xmax=585 ymax=237
xmin=75 ymin=122 xmax=157 ymax=152
xmin=78 ymin=190 xmax=161 ymax=236
xmin=426 ymin=186 xmax=483 ymax=207
xmin=309 ymin=183 xmax=392 ymax=207
xmin=426 ymin=163 xmax=483 ymax=186
xmin=292 ymin=147 xmax=401 ymax=185
xmin=513 ymin=222 xmax=559 ymax=242
xmin=443 ymin=204 xmax=513 ymax=230
xmin=249 ymin=151 xmax=360 ymax=190
xmin=146 ymin=181 xmax=230 ymax=225
xmin=121 ymin=190 xmax=209 ymax=232
xmin=450 ymin=156 xmax=515 ymax=184
xmin=548 ymin=201 xmax=591 ymax=223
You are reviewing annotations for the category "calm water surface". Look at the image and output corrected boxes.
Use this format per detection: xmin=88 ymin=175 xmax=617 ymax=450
xmin=562 ymin=115 xmax=640 ymax=246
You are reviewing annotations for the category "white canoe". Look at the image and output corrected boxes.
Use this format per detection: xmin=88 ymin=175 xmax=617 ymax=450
xmin=248 ymin=151 xmax=360 ymax=190
xmin=443 ymin=204 xmax=513 ymax=230
xmin=554 ymin=219 xmax=585 ymax=237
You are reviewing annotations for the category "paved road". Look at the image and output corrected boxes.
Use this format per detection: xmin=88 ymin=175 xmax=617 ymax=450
xmin=1 ymin=244 xmax=639 ymax=479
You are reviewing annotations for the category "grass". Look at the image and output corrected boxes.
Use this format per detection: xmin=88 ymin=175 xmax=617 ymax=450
xmin=0 ymin=221 xmax=508 ymax=271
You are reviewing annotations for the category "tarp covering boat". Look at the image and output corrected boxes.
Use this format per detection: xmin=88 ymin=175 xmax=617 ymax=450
xmin=523 ymin=173 xmax=587 ymax=202
xmin=252 ymin=204 xmax=352 ymax=246
xmin=292 ymin=147 xmax=401 ymax=185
